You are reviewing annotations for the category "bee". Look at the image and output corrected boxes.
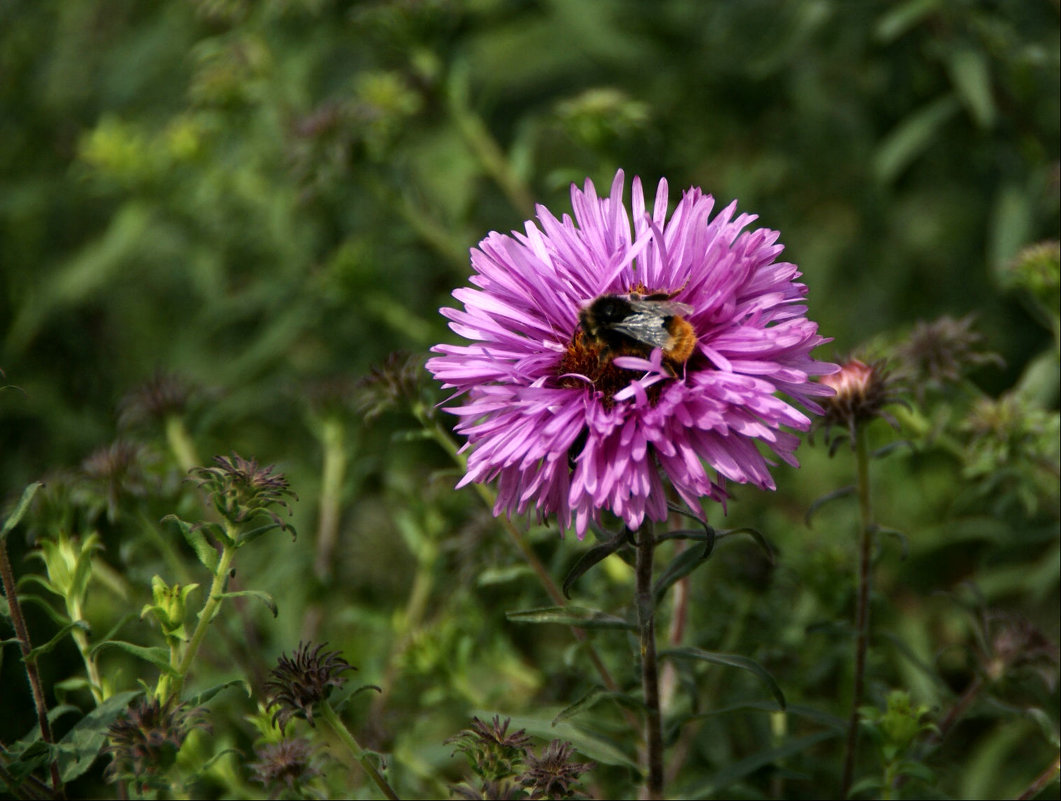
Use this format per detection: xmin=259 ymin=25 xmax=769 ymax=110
xmin=578 ymin=291 xmax=698 ymax=365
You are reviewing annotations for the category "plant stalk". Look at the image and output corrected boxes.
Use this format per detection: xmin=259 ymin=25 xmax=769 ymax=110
xmin=0 ymin=537 xmax=63 ymax=795
xmin=636 ymin=524 xmax=664 ymax=800
xmin=320 ymin=699 xmax=400 ymax=800
xmin=841 ymin=424 xmax=874 ymax=798
xmin=164 ymin=535 xmax=238 ymax=701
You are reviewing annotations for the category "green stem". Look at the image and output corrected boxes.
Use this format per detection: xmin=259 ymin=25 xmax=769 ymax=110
xmin=166 ymin=536 xmax=238 ymax=701
xmin=0 ymin=537 xmax=63 ymax=796
xmin=314 ymin=416 xmax=347 ymax=583
xmin=320 ymin=699 xmax=400 ymax=800
xmin=636 ymin=524 xmax=664 ymax=800
xmin=447 ymin=81 xmax=534 ymax=215
xmin=68 ymin=597 xmax=105 ymax=704
xmin=164 ymin=414 xmax=200 ymax=475
xmin=841 ymin=424 xmax=875 ymax=798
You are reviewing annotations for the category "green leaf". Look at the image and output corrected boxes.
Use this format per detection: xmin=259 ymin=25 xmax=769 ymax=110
xmin=988 ymin=181 xmax=1034 ymax=273
xmin=712 ymin=526 xmax=776 ymax=566
xmin=562 ymin=530 xmax=629 ymax=598
xmin=552 ymin=687 xmax=638 ymax=724
xmin=24 ymin=620 xmax=90 ymax=661
xmin=69 ymin=532 xmax=102 ymax=604
xmin=804 ymin=485 xmax=855 ymax=526
xmin=235 ymin=518 xmax=294 ymax=547
xmin=91 ymin=640 xmax=177 ymax=675
xmin=875 ymin=525 xmax=909 ymax=559
xmin=896 ymin=760 xmax=937 ymax=782
xmin=163 ymin=515 xmax=218 ymax=572
xmin=476 ymin=564 xmax=534 ymax=586
xmin=668 ymin=699 xmax=788 ymax=736
xmin=653 ymin=539 xmax=713 ymax=607
xmin=506 ymin=606 xmax=635 ymax=631
xmin=945 ymin=46 xmax=995 ymax=128
xmin=681 ymin=730 xmax=838 ymax=797
xmin=185 ymin=678 xmax=251 ymax=707
xmin=16 ymin=573 xmax=62 ymax=599
xmin=849 ymin=775 xmax=884 ymax=796
xmin=328 ymin=682 xmax=382 ymax=715
xmin=874 ymin=0 xmax=939 ymax=43
xmin=873 ymin=95 xmax=960 ymax=184
xmin=57 ymin=690 xmax=142 ymax=782
xmin=214 ymin=589 xmax=278 ymax=618
xmin=661 ymin=647 xmax=786 ymax=710
xmin=12 ymin=590 xmax=72 ymax=627
xmin=1 ymin=482 xmax=43 ymax=541
xmin=496 ymin=713 xmax=639 ymax=770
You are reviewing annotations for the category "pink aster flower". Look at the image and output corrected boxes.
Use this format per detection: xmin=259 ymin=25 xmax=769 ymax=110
xmin=427 ymin=170 xmax=836 ymax=537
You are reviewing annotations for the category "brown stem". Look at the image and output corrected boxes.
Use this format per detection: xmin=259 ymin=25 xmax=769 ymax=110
xmin=841 ymin=425 xmax=874 ymax=799
xmin=1016 ymin=754 xmax=1061 ymax=801
xmin=636 ymin=525 xmax=664 ymax=800
xmin=0 ymin=538 xmax=63 ymax=796
xmin=929 ymin=674 xmax=984 ymax=746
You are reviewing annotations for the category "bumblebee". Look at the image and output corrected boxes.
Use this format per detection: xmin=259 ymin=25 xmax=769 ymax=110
xmin=578 ymin=291 xmax=698 ymax=365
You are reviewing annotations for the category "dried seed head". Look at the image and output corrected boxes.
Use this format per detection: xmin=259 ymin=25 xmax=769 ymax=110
xmin=979 ymin=612 xmax=1058 ymax=690
xmin=191 ymin=453 xmax=297 ymax=530
xmin=118 ymin=372 xmax=197 ymax=429
xmin=265 ymin=642 xmax=355 ymax=728
xmin=82 ymin=440 xmax=156 ymax=521
xmin=451 ymin=778 xmax=526 ymax=800
xmin=104 ymin=697 xmax=209 ymax=792
xmin=894 ymin=315 xmax=1003 ymax=400
xmin=353 ymin=351 xmax=430 ymax=420
xmin=447 ymin=716 xmax=532 ymax=783
xmin=521 ymin=739 xmax=594 ymax=799
xmin=249 ymin=738 xmax=322 ymax=798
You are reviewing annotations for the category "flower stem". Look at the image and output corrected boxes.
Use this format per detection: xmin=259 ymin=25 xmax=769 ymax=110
xmin=164 ymin=413 xmax=200 ymax=474
xmin=319 ymin=698 xmax=400 ymax=800
xmin=447 ymin=85 xmax=534 ymax=215
xmin=0 ymin=537 xmax=63 ymax=796
xmin=841 ymin=423 xmax=875 ymax=798
xmin=1017 ymin=754 xmax=1061 ymax=801
xmin=314 ymin=416 xmax=347 ymax=583
xmin=69 ymin=597 xmax=105 ymax=705
xmin=165 ymin=535 xmax=238 ymax=701
xmin=635 ymin=524 xmax=664 ymax=800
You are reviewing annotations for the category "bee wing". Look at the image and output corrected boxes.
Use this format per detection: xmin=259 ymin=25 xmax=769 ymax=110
xmin=624 ymin=298 xmax=695 ymax=317
xmin=610 ymin=312 xmax=672 ymax=348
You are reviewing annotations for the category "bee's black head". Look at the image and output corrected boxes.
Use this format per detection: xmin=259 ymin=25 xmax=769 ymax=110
xmin=585 ymin=294 xmax=633 ymax=325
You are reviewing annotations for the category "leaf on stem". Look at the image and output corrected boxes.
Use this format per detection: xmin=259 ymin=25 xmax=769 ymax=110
xmin=1 ymin=482 xmax=43 ymax=542
xmin=506 ymin=606 xmax=635 ymax=631
xmin=660 ymin=646 xmax=786 ymax=710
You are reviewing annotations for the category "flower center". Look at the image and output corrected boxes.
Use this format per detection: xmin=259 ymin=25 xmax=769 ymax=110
xmin=554 ymin=329 xmax=669 ymax=406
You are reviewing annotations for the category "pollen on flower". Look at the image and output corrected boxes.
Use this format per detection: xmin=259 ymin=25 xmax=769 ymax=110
xmin=554 ymin=325 xmax=670 ymax=405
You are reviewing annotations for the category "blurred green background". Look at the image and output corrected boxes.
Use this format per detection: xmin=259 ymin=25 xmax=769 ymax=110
xmin=1 ymin=0 xmax=1058 ymax=798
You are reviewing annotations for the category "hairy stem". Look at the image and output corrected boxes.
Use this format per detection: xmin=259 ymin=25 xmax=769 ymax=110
xmin=636 ymin=524 xmax=664 ymax=800
xmin=841 ymin=424 xmax=874 ymax=798
xmin=320 ymin=699 xmax=400 ymax=800
xmin=0 ymin=537 xmax=63 ymax=795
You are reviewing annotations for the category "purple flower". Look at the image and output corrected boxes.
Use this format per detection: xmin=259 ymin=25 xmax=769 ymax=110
xmin=428 ymin=171 xmax=836 ymax=537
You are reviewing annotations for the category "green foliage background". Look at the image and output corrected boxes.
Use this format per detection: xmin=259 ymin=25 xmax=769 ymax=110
xmin=1 ymin=0 xmax=1058 ymax=798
